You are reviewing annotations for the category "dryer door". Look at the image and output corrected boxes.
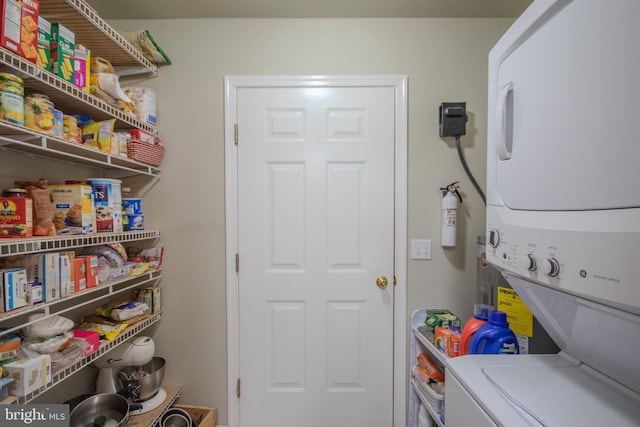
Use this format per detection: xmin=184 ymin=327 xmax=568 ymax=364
xmin=488 ymin=0 xmax=640 ymax=211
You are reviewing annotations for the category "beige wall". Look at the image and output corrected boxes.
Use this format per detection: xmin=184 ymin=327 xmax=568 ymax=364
xmin=31 ymin=17 xmax=514 ymax=424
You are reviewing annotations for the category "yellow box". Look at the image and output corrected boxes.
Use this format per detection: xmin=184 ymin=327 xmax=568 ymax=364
xmin=173 ymin=405 xmax=217 ymax=427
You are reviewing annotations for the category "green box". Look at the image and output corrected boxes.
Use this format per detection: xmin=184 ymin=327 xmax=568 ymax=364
xmin=37 ymin=16 xmax=52 ymax=71
xmin=50 ymin=22 xmax=74 ymax=82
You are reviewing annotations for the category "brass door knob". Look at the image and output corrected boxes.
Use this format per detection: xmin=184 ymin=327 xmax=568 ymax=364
xmin=376 ymin=276 xmax=388 ymax=289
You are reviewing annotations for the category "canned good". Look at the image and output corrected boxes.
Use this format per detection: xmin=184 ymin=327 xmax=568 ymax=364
xmin=63 ymin=114 xmax=78 ymax=142
xmin=0 ymin=73 xmax=24 ymax=125
xmin=1 ymin=188 xmax=27 ymax=197
xmin=25 ymin=95 xmax=55 ymax=135
xmin=86 ymin=178 xmax=122 ymax=233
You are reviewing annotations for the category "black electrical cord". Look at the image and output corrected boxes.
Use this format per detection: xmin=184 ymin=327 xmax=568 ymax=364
xmin=455 ymin=135 xmax=486 ymax=205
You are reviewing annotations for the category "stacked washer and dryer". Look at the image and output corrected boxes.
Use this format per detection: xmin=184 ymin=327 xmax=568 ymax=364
xmin=446 ymin=0 xmax=640 ymax=426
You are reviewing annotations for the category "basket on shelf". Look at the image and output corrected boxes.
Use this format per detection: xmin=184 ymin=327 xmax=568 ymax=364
xmin=127 ymin=139 xmax=165 ymax=167
xmin=412 ymin=375 xmax=444 ymax=414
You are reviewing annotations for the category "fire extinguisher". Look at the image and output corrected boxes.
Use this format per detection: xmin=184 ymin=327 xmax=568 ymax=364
xmin=441 ymin=182 xmax=463 ymax=247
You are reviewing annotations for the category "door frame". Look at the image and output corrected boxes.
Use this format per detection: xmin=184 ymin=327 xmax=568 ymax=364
xmin=224 ymin=75 xmax=408 ymax=427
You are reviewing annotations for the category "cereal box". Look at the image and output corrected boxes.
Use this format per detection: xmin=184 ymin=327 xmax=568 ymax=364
xmin=51 ymin=22 xmax=74 ymax=83
xmin=36 ymin=15 xmax=50 ymax=70
xmin=74 ymin=43 xmax=90 ymax=92
xmin=18 ymin=0 xmax=37 ymax=63
xmin=49 ymin=184 xmax=95 ymax=235
xmin=0 ymin=197 xmax=33 ymax=238
xmin=0 ymin=0 xmax=21 ymax=54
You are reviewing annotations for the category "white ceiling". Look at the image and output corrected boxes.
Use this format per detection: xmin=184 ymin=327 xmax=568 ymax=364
xmin=86 ymin=0 xmax=533 ymax=20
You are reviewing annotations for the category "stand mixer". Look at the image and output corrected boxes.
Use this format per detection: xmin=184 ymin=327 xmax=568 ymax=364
xmin=94 ymin=336 xmax=167 ymax=414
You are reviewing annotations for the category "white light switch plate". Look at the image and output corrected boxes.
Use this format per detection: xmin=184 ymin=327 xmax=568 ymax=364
xmin=411 ymin=239 xmax=432 ymax=260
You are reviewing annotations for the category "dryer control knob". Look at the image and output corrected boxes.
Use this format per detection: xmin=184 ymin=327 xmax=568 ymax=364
xmin=488 ymin=229 xmax=500 ymax=248
xmin=519 ymin=254 xmax=537 ymax=271
xmin=541 ymin=258 xmax=560 ymax=277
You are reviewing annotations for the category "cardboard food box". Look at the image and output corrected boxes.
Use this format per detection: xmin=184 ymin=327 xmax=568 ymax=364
xmin=0 ymin=333 xmax=21 ymax=362
xmin=60 ymin=250 xmax=75 ymax=297
xmin=72 ymin=329 xmax=99 ymax=356
xmin=18 ymin=0 xmax=37 ymax=63
xmin=85 ymin=254 xmax=98 ymax=288
xmin=0 ymin=197 xmax=33 ymax=238
xmin=133 ymin=287 xmax=161 ymax=314
xmin=31 ymin=281 xmax=42 ymax=304
xmin=36 ymin=15 xmax=50 ymax=70
xmin=0 ymin=267 xmax=30 ymax=312
xmin=58 ymin=253 xmax=72 ymax=298
xmin=74 ymin=43 xmax=90 ymax=92
xmin=4 ymin=354 xmax=51 ymax=396
xmin=50 ymin=184 xmax=95 ymax=235
xmin=50 ymin=22 xmax=74 ymax=83
xmin=40 ymin=252 xmax=59 ymax=302
xmin=0 ymin=0 xmax=22 ymax=55
xmin=0 ymin=377 xmax=13 ymax=400
xmin=73 ymin=256 xmax=87 ymax=292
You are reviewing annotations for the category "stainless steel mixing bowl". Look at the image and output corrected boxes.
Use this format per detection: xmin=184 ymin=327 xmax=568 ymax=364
xmin=118 ymin=356 xmax=166 ymax=401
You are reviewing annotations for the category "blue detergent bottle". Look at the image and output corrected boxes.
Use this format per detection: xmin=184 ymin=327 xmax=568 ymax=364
xmin=468 ymin=310 xmax=520 ymax=354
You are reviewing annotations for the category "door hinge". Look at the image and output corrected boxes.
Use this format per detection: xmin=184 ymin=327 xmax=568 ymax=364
xmin=234 ymin=123 xmax=239 ymax=145
xmin=235 ymin=253 xmax=239 ymax=273
xmin=236 ymin=378 xmax=241 ymax=398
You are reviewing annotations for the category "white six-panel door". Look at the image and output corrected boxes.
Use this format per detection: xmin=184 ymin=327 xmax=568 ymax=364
xmin=225 ymin=76 xmax=408 ymax=427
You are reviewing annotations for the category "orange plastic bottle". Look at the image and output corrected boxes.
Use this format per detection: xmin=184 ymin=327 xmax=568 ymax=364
xmin=459 ymin=304 xmax=492 ymax=356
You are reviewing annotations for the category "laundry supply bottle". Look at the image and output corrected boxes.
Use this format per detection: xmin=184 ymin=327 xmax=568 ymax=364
xmin=459 ymin=304 xmax=492 ymax=356
xmin=468 ymin=310 xmax=519 ymax=355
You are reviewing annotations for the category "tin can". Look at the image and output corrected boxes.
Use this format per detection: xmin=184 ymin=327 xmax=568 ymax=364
xmin=0 ymin=73 xmax=24 ymax=125
xmin=86 ymin=178 xmax=122 ymax=233
xmin=25 ymin=95 xmax=55 ymax=135
xmin=63 ymin=114 xmax=78 ymax=142
xmin=1 ymin=188 xmax=27 ymax=198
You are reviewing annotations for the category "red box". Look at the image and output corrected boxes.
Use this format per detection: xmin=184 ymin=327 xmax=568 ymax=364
xmin=18 ymin=0 xmax=37 ymax=63
xmin=73 ymin=329 xmax=100 ymax=356
xmin=0 ymin=197 xmax=33 ymax=238
xmin=85 ymin=255 xmax=98 ymax=288
xmin=0 ymin=0 xmax=21 ymax=55
xmin=130 ymin=128 xmax=156 ymax=144
xmin=73 ymin=257 xmax=86 ymax=292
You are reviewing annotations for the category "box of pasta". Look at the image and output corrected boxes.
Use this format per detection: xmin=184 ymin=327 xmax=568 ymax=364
xmin=51 ymin=22 xmax=74 ymax=83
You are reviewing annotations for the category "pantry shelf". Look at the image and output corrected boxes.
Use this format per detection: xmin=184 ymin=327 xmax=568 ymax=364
xmin=0 ymin=47 xmax=157 ymax=134
xmin=0 ymin=122 xmax=161 ymax=177
xmin=0 ymin=270 xmax=163 ymax=334
xmin=1 ymin=312 xmax=163 ymax=405
xmin=0 ymin=230 xmax=161 ymax=257
xmin=39 ymin=0 xmax=158 ymax=75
